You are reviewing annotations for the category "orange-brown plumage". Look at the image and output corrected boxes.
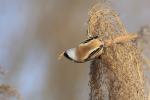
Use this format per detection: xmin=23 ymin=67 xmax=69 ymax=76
xmin=76 ymin=39 xmax=104 ymax=61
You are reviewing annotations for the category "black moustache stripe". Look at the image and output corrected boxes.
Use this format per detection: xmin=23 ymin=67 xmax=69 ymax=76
xmin=64 ymin=52 xmax=74 ymax=61
xmin=64 ymin=52 xmax=84 ymax=63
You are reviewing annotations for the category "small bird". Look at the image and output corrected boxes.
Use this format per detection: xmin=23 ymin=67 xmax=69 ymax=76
xmin=58 ymin=36 xmax=104 ymax=63
xmin=59 ymin=33 xmax=138 ymax=63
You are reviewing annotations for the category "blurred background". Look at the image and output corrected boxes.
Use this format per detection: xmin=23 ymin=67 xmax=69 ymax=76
xmin=0 ymin=0 xmax=150 ymax=100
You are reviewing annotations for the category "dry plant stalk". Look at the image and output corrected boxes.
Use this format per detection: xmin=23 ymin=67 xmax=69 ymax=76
xmin=88 ymin=4 xmax=145 ymax=100
xmin=0 ymin=84 xmax=23 ymax=100
xmin=103 ymin=33 xmax=138 ymax=47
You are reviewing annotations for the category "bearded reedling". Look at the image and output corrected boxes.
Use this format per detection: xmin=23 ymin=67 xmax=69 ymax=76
xmin=59 ymin=36 xmax=104 ymax=63
xmin=59 ymin=33 xmax=138 ymax=63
